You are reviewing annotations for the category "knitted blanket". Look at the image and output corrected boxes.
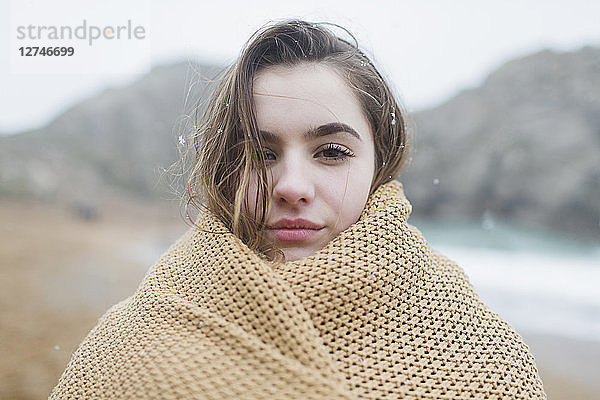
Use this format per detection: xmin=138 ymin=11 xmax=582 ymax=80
xmin=50 ymin=180 xmax=547 ymax=399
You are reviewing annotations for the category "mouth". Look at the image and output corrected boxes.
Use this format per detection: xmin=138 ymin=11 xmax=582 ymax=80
xmin=267 ymin=218 xmax=324 ymax=242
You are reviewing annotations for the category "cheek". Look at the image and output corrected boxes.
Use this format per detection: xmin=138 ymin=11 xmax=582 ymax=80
xmin=325 ymin=167 xmax=372 ymax=230
xmin=244 ymin=172 xmax=276 ymax=219
xmin=345 ymin=157 xmax=375 ymax=224
xmin=342 ymin=187 xmax=371 ymax=224
xmin=244 ymin=175 xmax=260 ymax=217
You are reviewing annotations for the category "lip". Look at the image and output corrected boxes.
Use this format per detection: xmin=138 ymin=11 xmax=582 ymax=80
xmin=267 ymin=218 xmax=324 ymax=242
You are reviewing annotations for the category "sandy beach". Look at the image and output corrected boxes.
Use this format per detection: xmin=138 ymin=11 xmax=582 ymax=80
xmin=0 ymin=199 xmax=598 ymax=399
xmin=523 ymin=332 xmax=600 ymax=400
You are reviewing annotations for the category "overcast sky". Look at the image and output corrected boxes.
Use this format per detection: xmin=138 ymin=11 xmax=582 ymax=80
xmin=1 ymin=0 xmax=599 ymax=134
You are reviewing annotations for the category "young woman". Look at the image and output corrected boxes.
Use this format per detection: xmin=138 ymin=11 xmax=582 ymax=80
xmin=51 ymin=20 xmax=547 ymax=399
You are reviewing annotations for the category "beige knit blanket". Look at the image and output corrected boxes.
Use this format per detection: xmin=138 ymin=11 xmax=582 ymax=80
xmin=50 ymin=180 xmax=546 ymax=399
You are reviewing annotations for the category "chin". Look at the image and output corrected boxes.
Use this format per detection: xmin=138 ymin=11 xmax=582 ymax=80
xmin=282 ymin=247 xmax=317 ymax=262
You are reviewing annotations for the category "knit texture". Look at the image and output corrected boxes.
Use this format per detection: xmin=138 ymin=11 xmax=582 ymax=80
xmin=50 ymin=180 xmax=546 ymax=399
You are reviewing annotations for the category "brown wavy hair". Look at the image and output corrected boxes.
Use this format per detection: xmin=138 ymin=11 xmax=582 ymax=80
xmin=180 ymin=19 xmax=413 ymax=261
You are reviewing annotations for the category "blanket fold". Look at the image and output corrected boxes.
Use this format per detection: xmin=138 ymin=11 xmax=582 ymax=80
xmin=50 ymin=180 xmax=546 ymax=399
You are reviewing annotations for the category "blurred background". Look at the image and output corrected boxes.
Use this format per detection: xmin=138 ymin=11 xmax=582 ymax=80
xmin=1 ymin=0 xmax=599 ymax=399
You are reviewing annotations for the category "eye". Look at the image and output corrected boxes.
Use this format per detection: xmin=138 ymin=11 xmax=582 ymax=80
xmin=261 ymin=148 xmax=276 ymax=163
xmin=315 ymin=144 xmax=355 ymax=163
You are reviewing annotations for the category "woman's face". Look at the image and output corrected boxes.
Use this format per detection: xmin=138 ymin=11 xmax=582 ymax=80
xmin=247 ymin=62 xmax=376 ymax=262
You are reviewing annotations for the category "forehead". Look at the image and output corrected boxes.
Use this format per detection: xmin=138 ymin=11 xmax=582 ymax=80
xmin=252 ymin=63 xmax=369 ymax=136
xmin=253 ymin=62 xmax=351 ymax=97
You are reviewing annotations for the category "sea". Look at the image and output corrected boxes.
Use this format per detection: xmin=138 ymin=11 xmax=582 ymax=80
xmin=412 ymin=217 xmax=600 ymax=343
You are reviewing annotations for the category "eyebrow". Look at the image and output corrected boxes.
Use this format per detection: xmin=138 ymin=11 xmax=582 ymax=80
xmin=259 ymin=122 xmax=362 ymax=142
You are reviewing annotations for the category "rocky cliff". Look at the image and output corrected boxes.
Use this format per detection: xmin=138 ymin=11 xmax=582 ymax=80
xmin=403 ymin=46 xmax=600 ymax=238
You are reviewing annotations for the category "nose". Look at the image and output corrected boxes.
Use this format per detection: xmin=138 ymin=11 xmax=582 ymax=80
xmin=271 ymin=154 xmax=315 ymax=206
